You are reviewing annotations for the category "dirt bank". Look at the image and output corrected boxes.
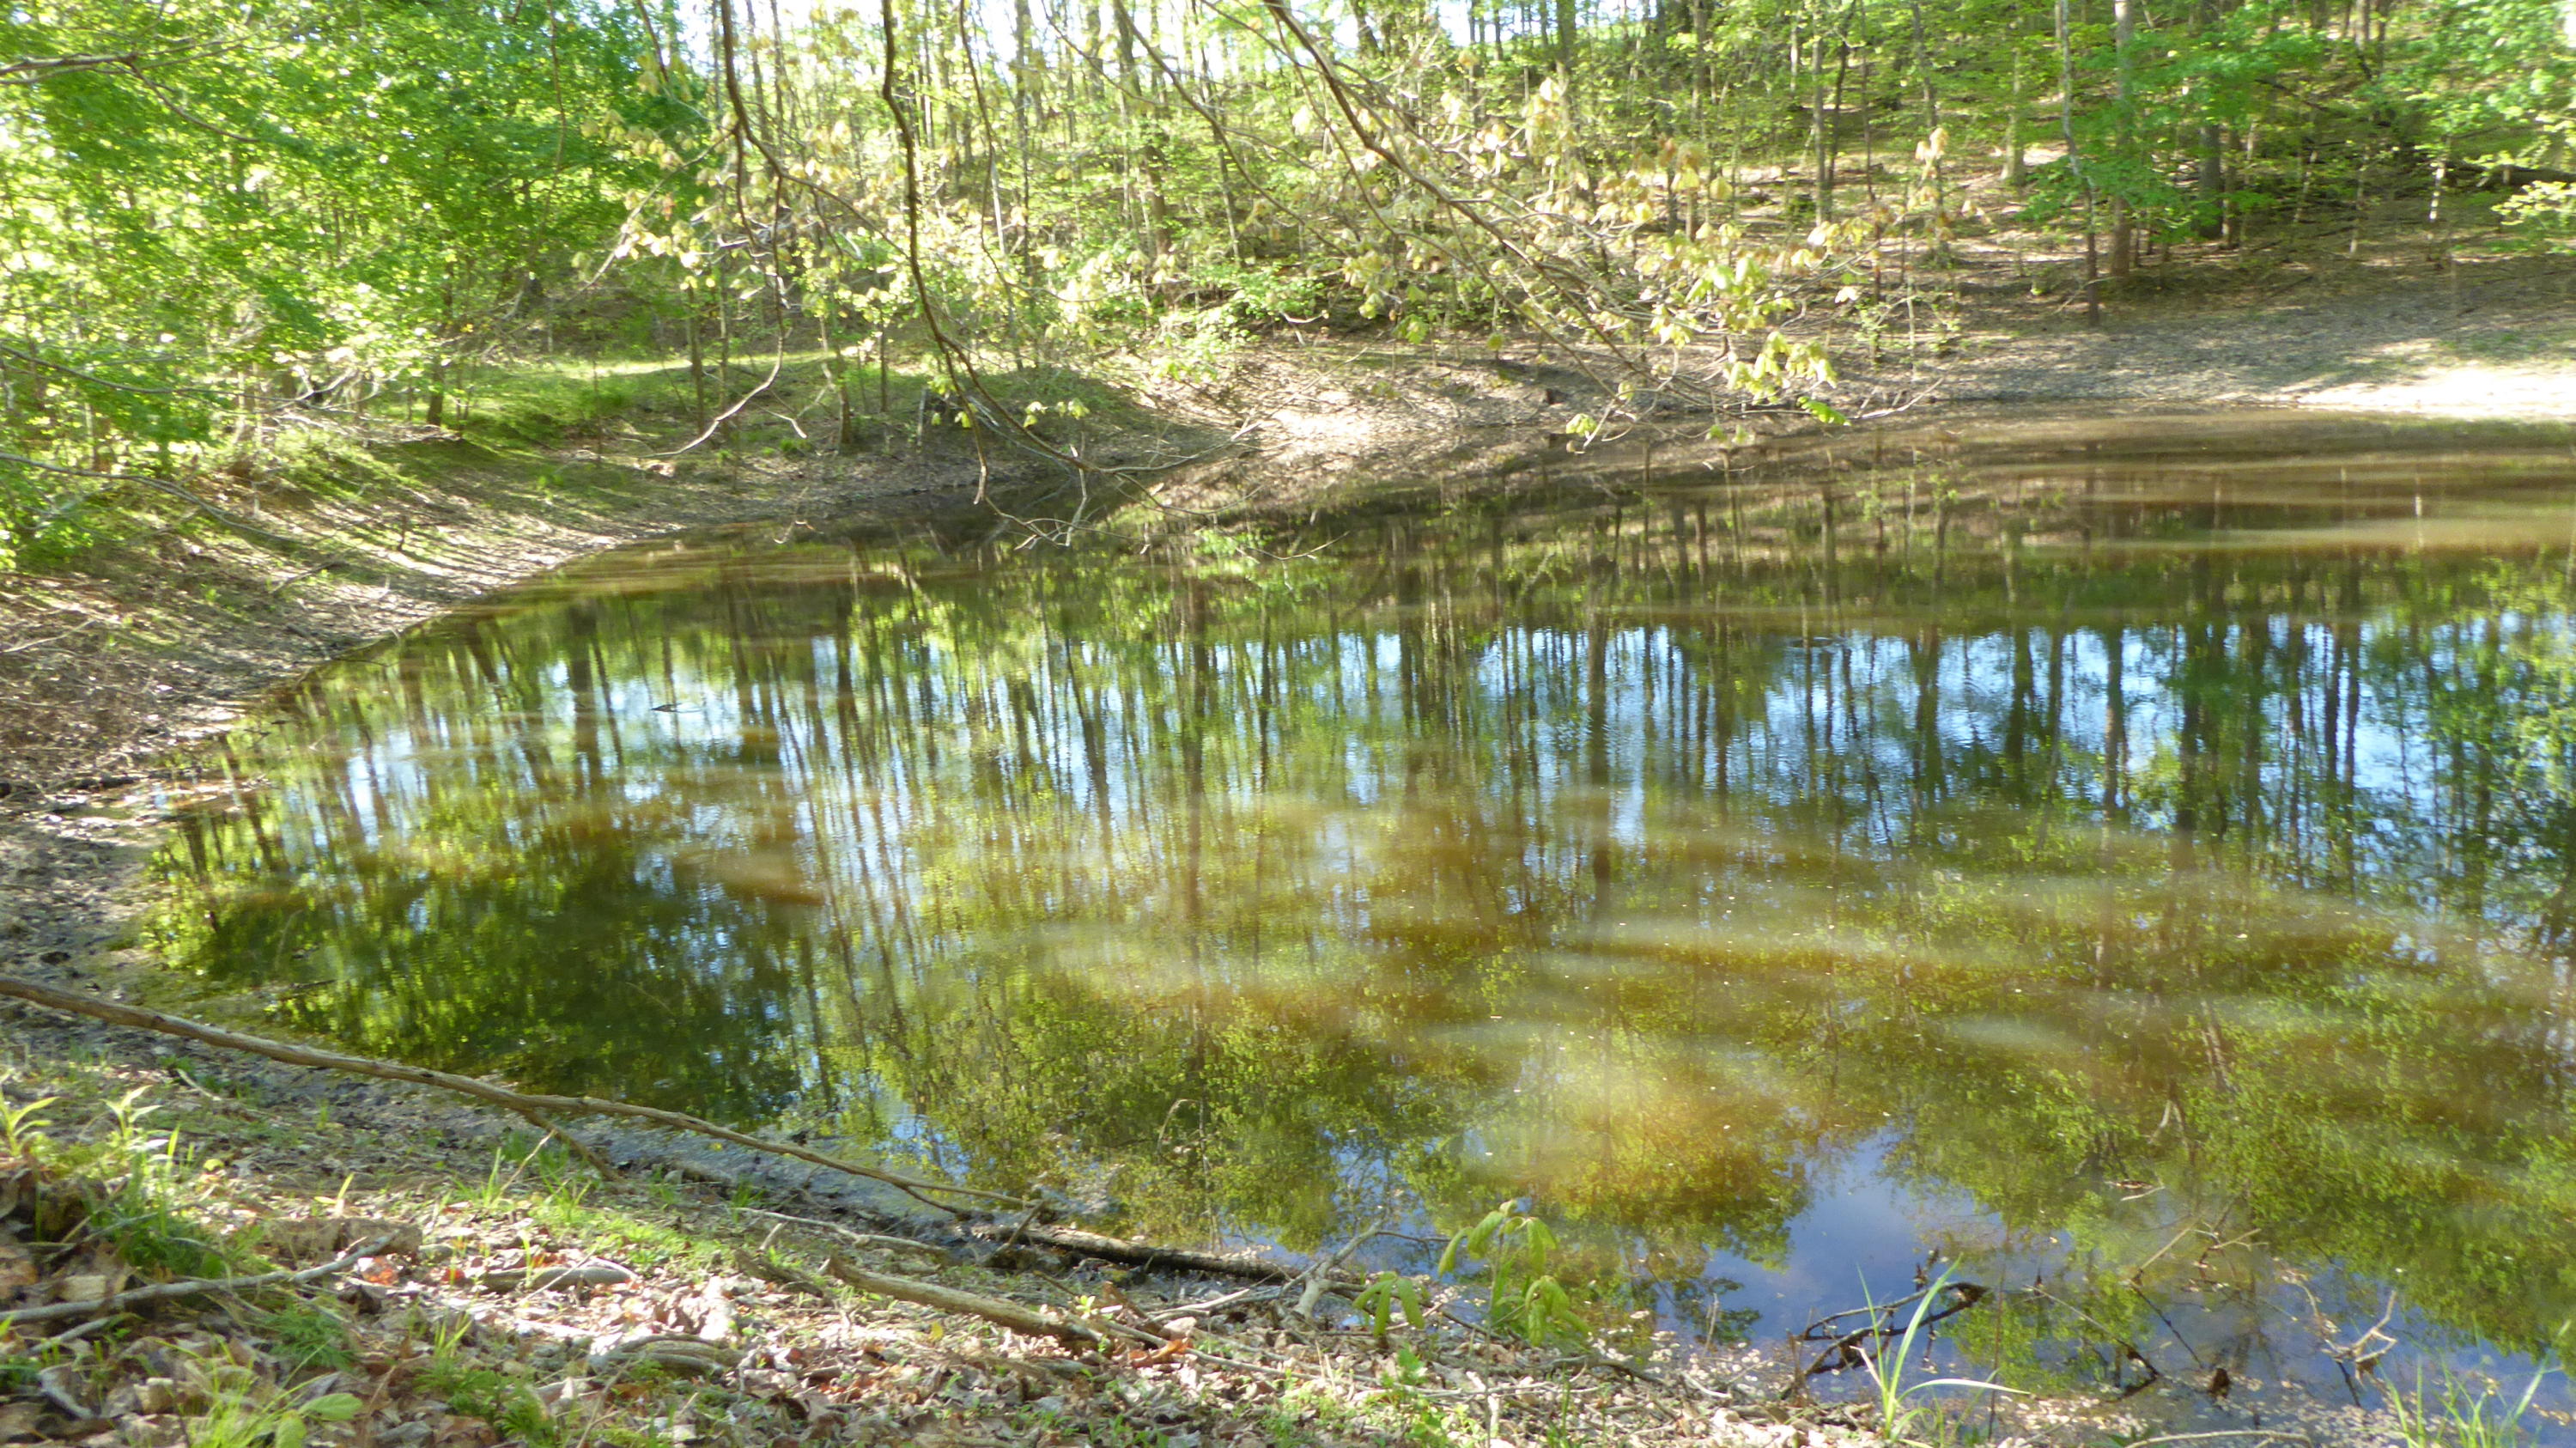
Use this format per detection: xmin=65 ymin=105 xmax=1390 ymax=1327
xmin=1148 ymin=208 xmax=2575 ymax=524
xmin=0 ymin=438 xmax=990 ymax=794
xmin=1903 ymin=240 xmax=2576 ymax=420
xmin=2 ymin=231 xmax=2570 ymax=1447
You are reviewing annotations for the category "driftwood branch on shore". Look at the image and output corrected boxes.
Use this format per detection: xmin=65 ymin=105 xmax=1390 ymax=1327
xmin=969 ymin=1219 xmax=1304 ymax=1283
xmin=0 ymin=1234 xmax=394 ymax=1329
xmin=0 ymin=974 xmax=1027 ymax=1210
xmin=824 ymin=1256 xmax=1106 ymax=1348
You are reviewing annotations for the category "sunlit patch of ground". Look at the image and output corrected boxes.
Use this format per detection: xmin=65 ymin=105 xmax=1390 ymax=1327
xmin=2300 ymin=354 xmax=2576 ymax=420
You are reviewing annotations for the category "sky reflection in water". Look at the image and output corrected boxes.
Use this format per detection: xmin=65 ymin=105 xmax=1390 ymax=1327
xmin=157 ymin=412 xmax=2576 ymax=1428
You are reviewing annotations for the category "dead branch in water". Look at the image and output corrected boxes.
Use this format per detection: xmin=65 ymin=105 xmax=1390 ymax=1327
xmin=0 ymin=974 xmax=1027 ymax=1211
xmin=1796 ymin=1278 xmax=1990 ymax=1378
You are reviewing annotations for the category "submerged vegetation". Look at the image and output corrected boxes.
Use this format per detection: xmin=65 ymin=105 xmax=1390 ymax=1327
xmin=8 ymin=0 xmax=2576 ymax=1435
xmin=112 ymin=417 xmax=2576 ymax=1442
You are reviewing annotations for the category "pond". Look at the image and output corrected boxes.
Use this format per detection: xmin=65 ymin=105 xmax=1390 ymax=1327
xmin=155 ymin=409 xmax=2576 ymax=1435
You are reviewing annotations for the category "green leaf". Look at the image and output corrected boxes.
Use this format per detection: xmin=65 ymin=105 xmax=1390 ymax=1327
xmin=303 ymin=1395 xmax=363 ymax=1423
xmin=1396 ymin=1277 xmax=1425 ymax=1329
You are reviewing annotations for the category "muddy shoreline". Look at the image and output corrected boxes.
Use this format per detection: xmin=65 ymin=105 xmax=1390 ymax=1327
xmin=3 ymin=246 xmax=2573 ymax=1445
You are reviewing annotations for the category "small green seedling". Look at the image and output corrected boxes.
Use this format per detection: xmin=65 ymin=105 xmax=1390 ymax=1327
xmin=0 ymin=1095 xmax=56 ymax=1154
xmin=1438 ymin=1201 xmax=1589 ymax=1348
xmin=1353 ymin=1270 xmax=1426 ymax=1341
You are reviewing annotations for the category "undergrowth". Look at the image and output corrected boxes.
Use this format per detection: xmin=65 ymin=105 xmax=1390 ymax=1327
xmin=2383 ymin=1364 xmax=2553 ymax=1448
xmin=5 ymin=1086 xmax=250 ymax=1285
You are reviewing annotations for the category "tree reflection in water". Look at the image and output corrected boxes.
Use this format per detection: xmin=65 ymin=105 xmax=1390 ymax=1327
xmin=155 ymin=414 xmax=2576 ymax=1408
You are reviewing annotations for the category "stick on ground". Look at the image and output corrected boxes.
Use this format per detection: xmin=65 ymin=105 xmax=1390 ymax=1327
xmin=0 ymin=1234 xmax=394 ymax=1329
xmin=823 ymin=1256 xmax=1105 ymax=1348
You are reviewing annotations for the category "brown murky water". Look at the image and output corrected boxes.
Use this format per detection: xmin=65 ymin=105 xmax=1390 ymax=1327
xmin=157 ymin=411 xmax=2576 ymax=1433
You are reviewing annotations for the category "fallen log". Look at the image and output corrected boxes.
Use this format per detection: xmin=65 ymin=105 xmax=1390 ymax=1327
xmin=741 ymin=1207 xmax=951 ymax=1261
xmin=1 ymin=973 xmax=1352 ymax=1290
xmin=2469 ymin=161 xmax=2576 ymax=191
xmin=0 ymin=974 xmax=1025 ymax=1210
xmin=479 ymin=1264 xmax=636 ymax=1293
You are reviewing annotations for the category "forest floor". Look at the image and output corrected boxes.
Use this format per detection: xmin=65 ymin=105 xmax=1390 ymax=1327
xmin=1150 ymin=186 xmax=2576 ymax=518
xmin=2 ymin=200 xmax=2571 ymax=1448
xmin=1883 ymin=217 xmax=2576 ymax=418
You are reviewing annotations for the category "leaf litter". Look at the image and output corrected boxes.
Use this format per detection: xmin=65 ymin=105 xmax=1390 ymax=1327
xmin=0 ymin=1041 xmax=1844 ymax=1448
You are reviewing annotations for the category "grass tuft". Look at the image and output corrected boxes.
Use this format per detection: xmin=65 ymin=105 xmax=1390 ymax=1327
xmin=2384 ymin=1364 xmax=2553 ymax=1448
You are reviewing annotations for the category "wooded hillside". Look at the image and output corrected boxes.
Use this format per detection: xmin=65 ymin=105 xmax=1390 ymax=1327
xmin=4 ymin=0 xmax=2572 ymax=563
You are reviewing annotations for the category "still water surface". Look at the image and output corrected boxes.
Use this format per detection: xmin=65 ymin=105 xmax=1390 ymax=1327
xmin=159 ymin=411 xmax=2576 ymax=1427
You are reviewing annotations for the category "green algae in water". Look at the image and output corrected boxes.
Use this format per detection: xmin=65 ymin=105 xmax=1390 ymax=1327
xmin=153 ymin=411 xmax=2576 ymax=1430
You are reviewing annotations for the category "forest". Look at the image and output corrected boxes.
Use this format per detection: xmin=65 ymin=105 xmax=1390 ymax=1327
xmin=4 ymin=0 xmax=2574 ymax=563
xmin=9 ymin=0 xmax=2576 ymax=1445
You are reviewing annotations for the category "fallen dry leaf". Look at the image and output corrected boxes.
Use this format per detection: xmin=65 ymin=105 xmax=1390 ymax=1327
xmin=52 ymin=1272 xmax=118 ymax=1304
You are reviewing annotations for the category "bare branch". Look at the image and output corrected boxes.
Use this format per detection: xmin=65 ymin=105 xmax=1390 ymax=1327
xmin=823 ymin=1256 xmax=1107 ymax=1348
xmin=0 ymin=40 xmax=203 ymax=84
xmin=0 ymin=51 xmax=147 ymax=82
xmin=0 ymin=974 xmax=1030 ymax=1210
xmin=0 ymin=1235 xmax=394 ymax=1329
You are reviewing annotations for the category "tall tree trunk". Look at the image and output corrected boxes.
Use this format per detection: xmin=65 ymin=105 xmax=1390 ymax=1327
xmin=2109 ymin=0 xmax=2136 ymax=276
xmin=1556 ymin=0 xmax=1578 ymax=111
xmin=2003 ymin=26 xmax=2026 ymax=189
xmin=2197 ymin=125 xmax=2227 ymax=237
xmin=1907 ymin=0 xmax=1945 ymax=253
xmin=2057 ymin=0 xmax=2099 ymax=323
xmin=1809 ymin=3 xmax=1832 ymax=219
xmin=685 ymin=305 xmax=708 ymax=435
